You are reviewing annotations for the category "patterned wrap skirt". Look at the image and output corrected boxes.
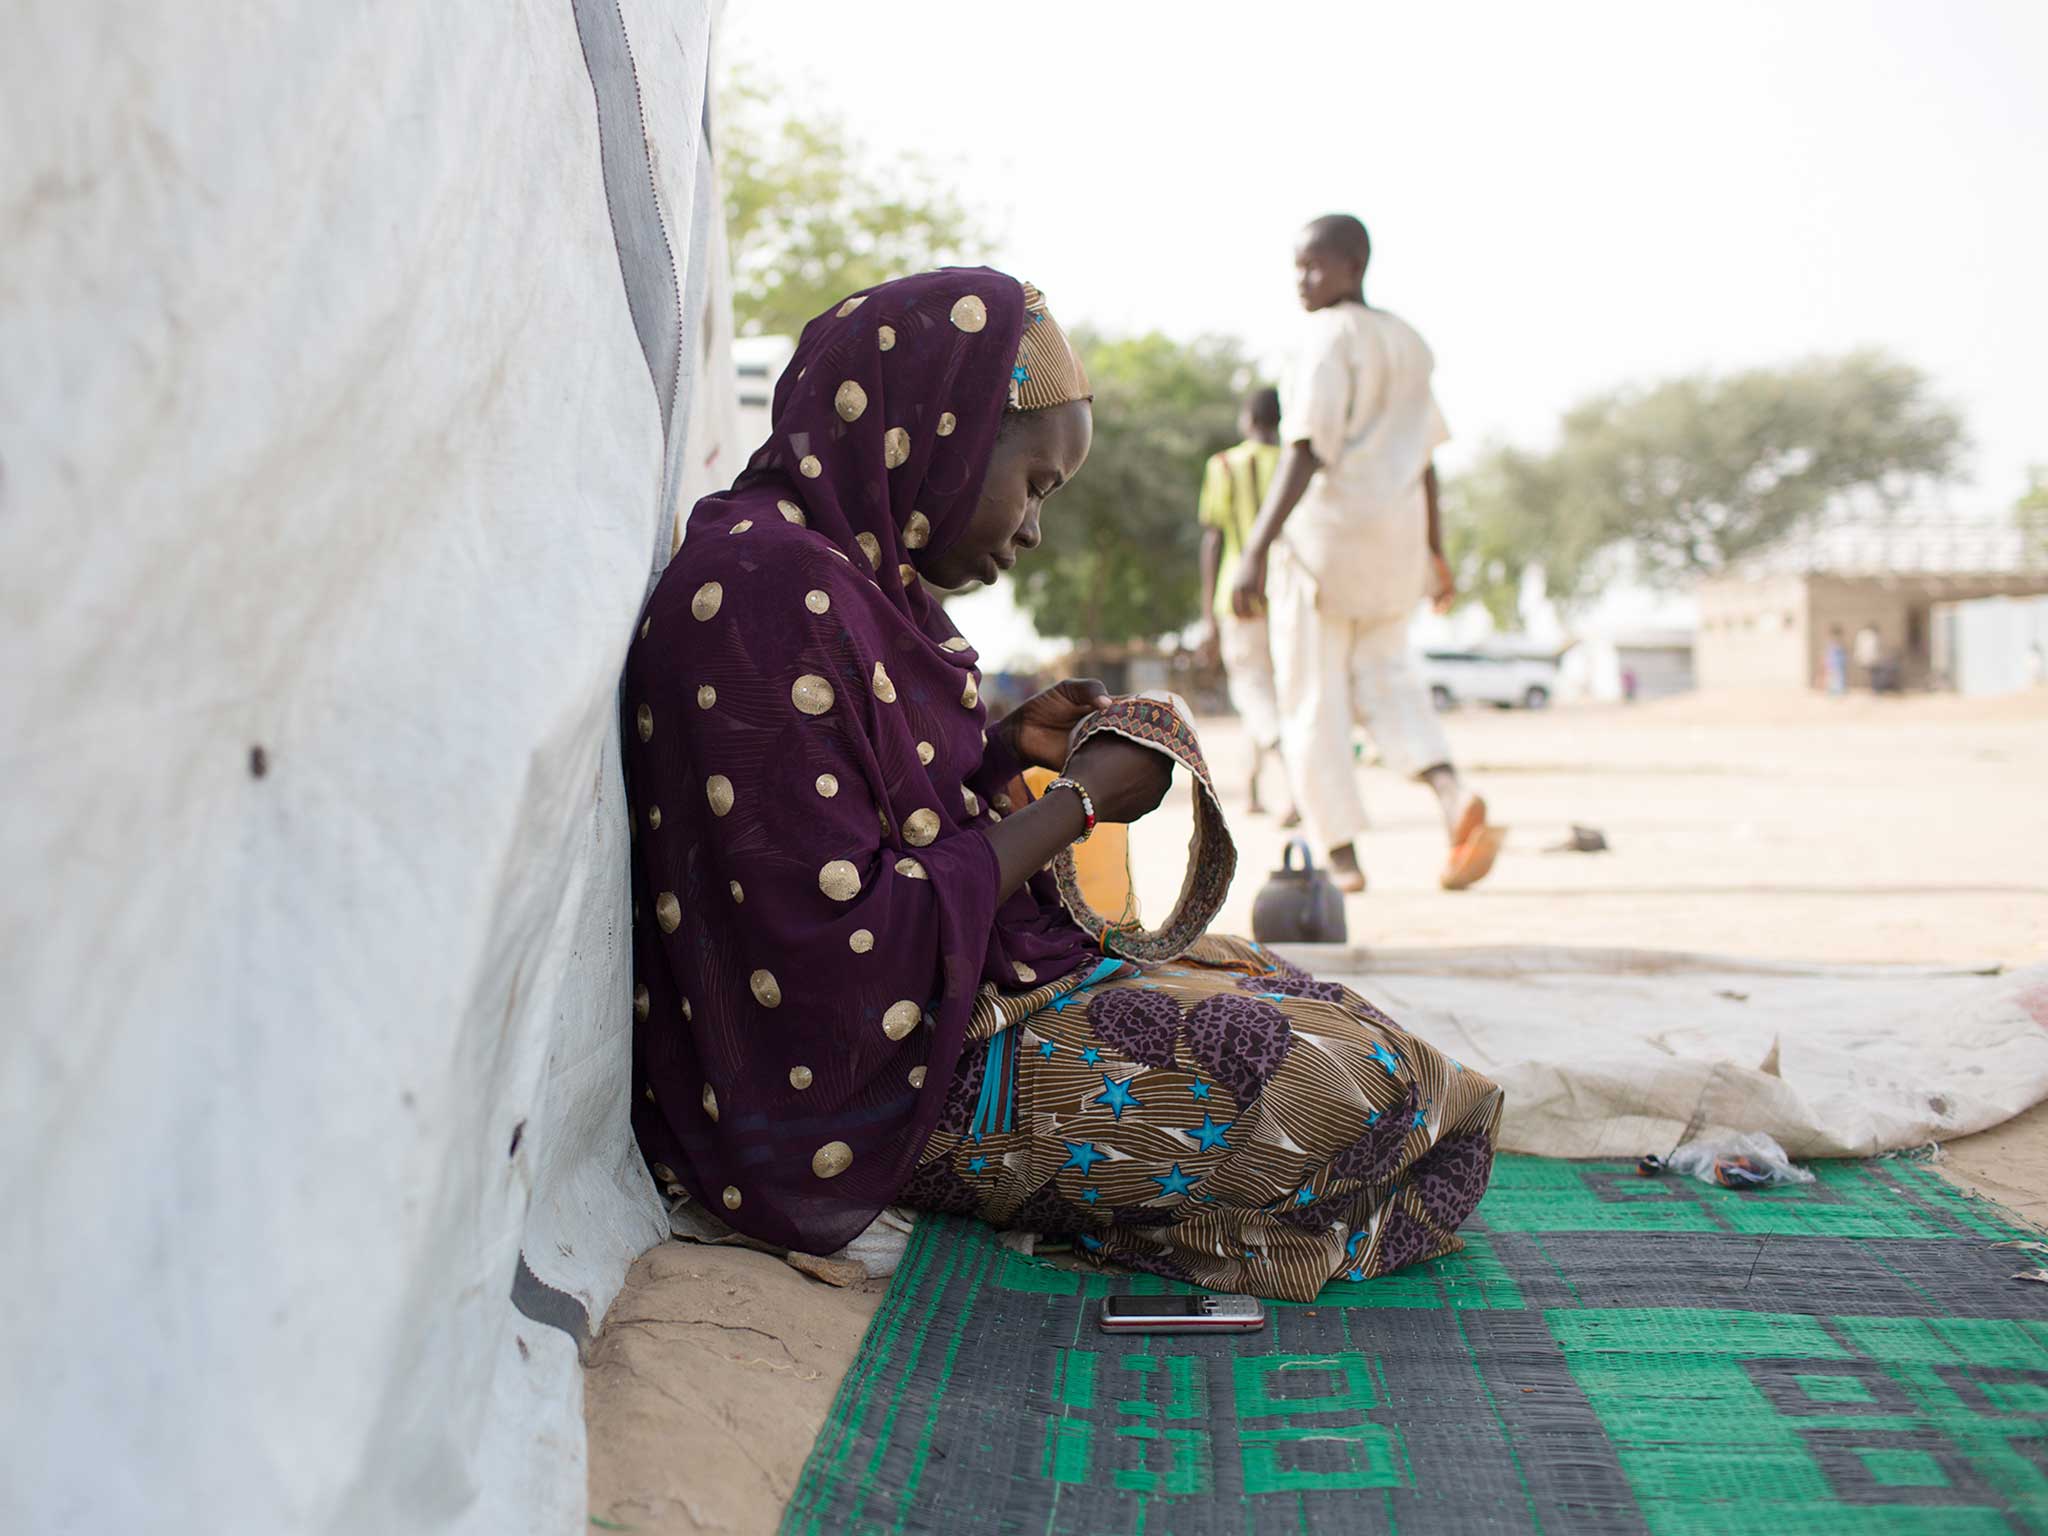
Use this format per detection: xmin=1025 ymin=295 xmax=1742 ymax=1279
xmin=899 ymin=935 xmax=1504 ymax=1303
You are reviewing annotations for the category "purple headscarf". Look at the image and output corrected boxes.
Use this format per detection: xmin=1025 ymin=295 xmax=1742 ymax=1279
xmin=625 ymin=268 xmax=1094 ymax=1253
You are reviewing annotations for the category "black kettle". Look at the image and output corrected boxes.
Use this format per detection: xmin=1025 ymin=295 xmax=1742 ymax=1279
xmin=1251 ymin=839 xmax=1348 ymax=945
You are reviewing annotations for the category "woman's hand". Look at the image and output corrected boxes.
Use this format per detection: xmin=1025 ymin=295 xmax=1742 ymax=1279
xmin=997 ymin=677 xmax=1112 ymax=772
xmin=1064 ymin=735 xmax=1173 ymax=825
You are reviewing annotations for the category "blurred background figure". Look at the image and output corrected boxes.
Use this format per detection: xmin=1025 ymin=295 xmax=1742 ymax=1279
xmin=1825 ymin=625 xmax=1850 ymax=696
xmin=1199 ymin=386 xmax=1297 ymax=822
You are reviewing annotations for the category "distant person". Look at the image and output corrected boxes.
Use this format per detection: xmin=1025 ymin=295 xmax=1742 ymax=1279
xmin=1855 ymin=624 xmax=1882 ymax=693
xmin=1824 ymin=626 xmax=1849 ymax=696
xmin=1621 ymin=665 xmax=1639 ymax=704
xmin=1198 ymin=387 xmax=1297 ymax=823
xmin=1232 ymin=214 xmax=1501 ymax=894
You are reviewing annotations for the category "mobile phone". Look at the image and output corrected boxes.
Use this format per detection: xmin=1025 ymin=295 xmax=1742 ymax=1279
xmin=1098 ymin=1293 xmax=1267 ymax=1334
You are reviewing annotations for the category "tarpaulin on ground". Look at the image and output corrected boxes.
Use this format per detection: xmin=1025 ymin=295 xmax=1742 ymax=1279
xmin=1 ymin=3 xmax=734 ymax=1529
xmin=1286 ymin=945 xmax=2048 ymax=1160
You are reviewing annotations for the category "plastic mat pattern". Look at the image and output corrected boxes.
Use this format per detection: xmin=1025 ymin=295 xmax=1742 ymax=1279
xmin=783 ymin=1155 xmax=2048 ymax=1533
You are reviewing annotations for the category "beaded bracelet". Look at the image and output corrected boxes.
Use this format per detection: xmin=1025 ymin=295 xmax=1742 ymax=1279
xmin=1043 ymin=775 xmax=1096 ymax=842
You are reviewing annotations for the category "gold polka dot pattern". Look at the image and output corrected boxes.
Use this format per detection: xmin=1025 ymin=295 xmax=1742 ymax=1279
xmin=819 ymin=860 xmax=861 ymax=901
xmin=950 ymin=295 xmax=987 ymax=332
xmin=791 ymin=674 xmax=835 ymax=715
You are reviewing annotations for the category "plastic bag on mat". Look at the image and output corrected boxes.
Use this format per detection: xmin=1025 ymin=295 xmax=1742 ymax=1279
xmin=1653 ymin=1132 xmax=1815 ymax=1189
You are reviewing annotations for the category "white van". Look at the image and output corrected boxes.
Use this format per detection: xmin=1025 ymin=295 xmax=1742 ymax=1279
xmin=1420 ymin=649 xmax=1560 ymax=710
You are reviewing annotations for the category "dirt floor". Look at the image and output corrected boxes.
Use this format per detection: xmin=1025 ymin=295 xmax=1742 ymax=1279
xmin=585 ymin=688 xmax=2048 ymax=1534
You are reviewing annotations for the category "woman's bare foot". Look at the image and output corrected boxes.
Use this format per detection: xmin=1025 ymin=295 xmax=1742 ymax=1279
xmin=1279 ymin=807 xmax=1301 ymax=830
xmin=1328 ymin=843 xmax=1367 ymax=893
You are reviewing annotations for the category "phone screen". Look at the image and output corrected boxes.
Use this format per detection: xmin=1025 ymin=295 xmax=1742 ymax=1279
xmin=1099 ymin=1293 xmax=1266 ymax=1329
xmin=1103 ymin=1295 xmax=1218 ymax=1319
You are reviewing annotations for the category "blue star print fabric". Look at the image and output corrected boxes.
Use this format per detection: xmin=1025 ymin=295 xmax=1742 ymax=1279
xmin=899 ymin=934 xmax=1504 ymax=1303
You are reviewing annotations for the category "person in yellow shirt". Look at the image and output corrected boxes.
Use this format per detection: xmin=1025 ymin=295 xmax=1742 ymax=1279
xmin=1198 ymin=387 xmax=1296 ymax=822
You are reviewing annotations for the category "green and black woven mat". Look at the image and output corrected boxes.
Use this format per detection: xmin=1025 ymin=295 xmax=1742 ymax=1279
xmin=783 ymin=1155 xmax=2048 ymax=1533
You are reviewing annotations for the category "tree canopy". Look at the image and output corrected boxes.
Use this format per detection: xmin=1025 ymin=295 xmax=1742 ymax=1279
xmin=1010 ymin=331 xmax=1253 ymax=647
xmin=2017 ymin=467 xmax=2048 ymax=561
xmin=1447 ymin=350 xmax=1966 ymax=622
xmin=720 ymin=69 xmax=987 ymax=338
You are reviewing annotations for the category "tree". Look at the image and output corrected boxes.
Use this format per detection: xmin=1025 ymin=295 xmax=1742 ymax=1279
xmin=1442 ymin=446 xmax=1572 ymax=630
xmin=2017 ymin=467 xmax=2048 ymax=561
xmin=1446 ymin=350 xmax=1966 ymax=620
xmin=1011 ymin=331 xmax=1253 ymax=647
xmin=719 ymin=69 xmax=987 ymax=337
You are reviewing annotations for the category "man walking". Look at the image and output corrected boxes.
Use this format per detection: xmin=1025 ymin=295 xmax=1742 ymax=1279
xmin=1199 ymin=387 xmax=1296 ymax=821
xmin=1232 ymin=214 xmax=1502 ymax=893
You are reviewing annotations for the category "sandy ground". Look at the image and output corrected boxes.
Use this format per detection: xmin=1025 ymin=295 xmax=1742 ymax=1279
xmin=586 ymin=689 xmax=2048 ymax=1533
xmin=1131 ymin=688 xmax=2048 ymax=967
xmin=582 ymin=1243 xmax=888 ymax=1534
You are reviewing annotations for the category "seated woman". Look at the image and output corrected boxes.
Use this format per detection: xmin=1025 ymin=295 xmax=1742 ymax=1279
xmin=624 ymin=269 xmax=1501 ymax=1303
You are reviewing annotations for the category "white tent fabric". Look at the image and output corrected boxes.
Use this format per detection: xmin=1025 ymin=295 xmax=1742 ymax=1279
xmin=1 ymin=3 xmax=727 ymax=1530
xmin=1285 ymin=945 xmax=2048 ymax=1160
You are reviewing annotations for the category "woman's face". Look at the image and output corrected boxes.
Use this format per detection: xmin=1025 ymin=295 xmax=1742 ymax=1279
xmin=922 ymin=400 xmax=1092 ymax=590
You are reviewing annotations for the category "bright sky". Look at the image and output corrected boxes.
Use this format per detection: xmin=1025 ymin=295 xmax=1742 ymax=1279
xmin=723 ymin=0 xmax=2046 ymax=509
